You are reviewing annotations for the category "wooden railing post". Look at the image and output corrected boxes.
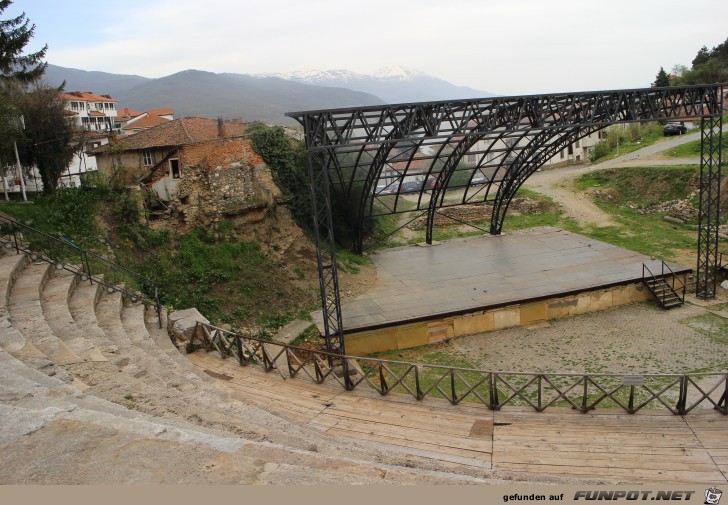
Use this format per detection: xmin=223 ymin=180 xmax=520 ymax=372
xmin=414 ymin=366 xmax=423 ymax=400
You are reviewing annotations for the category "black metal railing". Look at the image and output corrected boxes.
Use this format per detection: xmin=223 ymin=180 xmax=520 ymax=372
xmin=0 ymin=214 xmax=162 ymax=327
xmin=195 ymin=321 xmax=728 ymax=416
xmin=642 ymin=260 xmax=686 ymax=306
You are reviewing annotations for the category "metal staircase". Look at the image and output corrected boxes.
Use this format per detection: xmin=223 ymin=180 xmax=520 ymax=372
xmin=642 ymin=261 xmax=685 ymax=309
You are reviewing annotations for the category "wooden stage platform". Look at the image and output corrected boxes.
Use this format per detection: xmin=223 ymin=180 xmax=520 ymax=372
xmin=328 ymin=227 xmax=690 ymax=333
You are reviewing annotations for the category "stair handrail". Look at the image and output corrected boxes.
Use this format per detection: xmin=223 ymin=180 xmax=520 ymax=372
xmin=642 ymin=262 xmax=666 ymax=306
xmin=0 ymin=213 xmax=162 ymax=328
xmin=660 ymin=260 xmax=685 ymax=303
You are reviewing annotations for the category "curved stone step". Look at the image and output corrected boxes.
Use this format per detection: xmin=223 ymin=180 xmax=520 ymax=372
xmin=41 ymin=269 xmax=107 ymax=362
xmin=144 ymin=306 xmax=212 ymax=384
xmin=7 ymin=262 xmax=84 ymax=366
xmin=94 ymin=289 xmax=167 ymax=387
xmin=0 ymin=255 xmax=77 ymax=382
xmin=122 ymin=303 xmax=205 ymax=392
xmin=0 ymin=250 xmax=30 ymax=320
xmin=0 ymin=392 xmax=479 ymax=484
xmin=68 ymin=280 xmax=119 ymax=355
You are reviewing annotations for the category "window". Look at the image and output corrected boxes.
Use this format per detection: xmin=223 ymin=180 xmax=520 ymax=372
xmin=169 ymin=159 xmax=181 ymax=179
xmin=575 ymin=139 xmax=580 ymax=148
xmin=71 ymin=102 xmax=78 ymax=110
xmin=560 ymin=149 xmax=564 ymax=159
xmin=143 ymin=151 xmax=154 ymax=166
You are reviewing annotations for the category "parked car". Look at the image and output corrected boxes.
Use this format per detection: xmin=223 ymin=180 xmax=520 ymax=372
xmin=663 ymin=123 xmax=688 ymax=136
xmin=375 ymin=182 xmax=399 ymax=195
xmin=471 ymin=173 xmax=487 ymax=185
xmin=401 ymin=180 xmax=423 ymax=192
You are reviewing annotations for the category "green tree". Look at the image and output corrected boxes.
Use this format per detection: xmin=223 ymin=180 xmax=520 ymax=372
xmin=673 ymin=37 xmax=728 ymax=85
xmin=13 ymin=84 xmax=77 ymax=193
xmin=0 ymin=0 xmax=47 ymax=84
xmin=692 ymin=45 xmax=710 ymax=67
xmin=652 ymin=67 xmax=670 ymax=87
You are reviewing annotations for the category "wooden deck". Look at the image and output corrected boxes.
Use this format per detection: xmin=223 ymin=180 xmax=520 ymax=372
xmin=188 ymin=351 xmax=728 ymax=483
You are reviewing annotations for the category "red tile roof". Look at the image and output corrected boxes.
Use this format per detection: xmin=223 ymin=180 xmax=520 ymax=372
xmin=117 ymin=107 xmax=143 ymax=118
xmin=61 ymin=91 xmax=117 ymax=102
xmin=145 ymin=107 xmax=174 ymax=116
xmin=88 ymin=110 xmax=106 ymax=117
xmin=89 ymin=117 xmax=248 ymax=153
xmin=127 ymin=115 xmax=171 ymax=129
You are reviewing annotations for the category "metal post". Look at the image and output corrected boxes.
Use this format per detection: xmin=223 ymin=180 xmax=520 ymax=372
xmin=305 ymin=146 xmax=346 ymax=359
xmin=696 ymin=116 xmax=722 ymax=299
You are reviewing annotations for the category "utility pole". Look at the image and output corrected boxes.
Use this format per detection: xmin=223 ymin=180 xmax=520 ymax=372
xmin=12 ymin=116 xmax=27 ymax=202
xmin=1 ymin=156 xmax=8 ymax=201
xmin=13 ymin=139 xmax=26 ymax=202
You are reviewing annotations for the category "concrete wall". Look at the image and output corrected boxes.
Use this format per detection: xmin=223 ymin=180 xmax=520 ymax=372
xmin=344 ymin=282 xmax=653 ymax=356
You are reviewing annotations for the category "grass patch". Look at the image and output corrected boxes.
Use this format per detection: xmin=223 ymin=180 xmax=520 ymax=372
xmin=568 ymin=166 xmax=705 ymax=260
xmin=574 ymin=165 xmax=699 ymax=207
xmin=336 ymin=247 xmax=371 ymax=274
xmin=367 ymin=343 xmax=490 ymax=403
xmin=665 ymin=134 xmax=728 ymax=158
xmin=288 ymin=323 xmax=319 ymax=347
xmin=680 ymin=314 xmax=728 ymax=344
xmin=562 ymin=211 xmax=696 ymax=262
xmin=588 ymin=123 xmax=664 ymax=163
xmin=0 ymin=187 xmax=107 ymax=249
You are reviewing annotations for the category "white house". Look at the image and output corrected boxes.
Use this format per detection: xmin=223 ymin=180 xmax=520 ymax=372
xmin=61 ymin=91 xmax=119 ymax=132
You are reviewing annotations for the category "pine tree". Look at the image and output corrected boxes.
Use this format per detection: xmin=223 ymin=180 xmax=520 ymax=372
xmin=0 ymin=0 xmax=47 ymax=83
xmin=652 ymin=67 xmax=670 ymax=87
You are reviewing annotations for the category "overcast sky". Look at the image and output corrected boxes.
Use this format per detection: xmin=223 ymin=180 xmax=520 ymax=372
xmin=7 ymin=0 xmax=728 ymax=96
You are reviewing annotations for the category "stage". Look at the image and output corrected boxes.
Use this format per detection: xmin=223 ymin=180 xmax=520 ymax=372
xmin=315 ymin=227 xmax=691 ymax=355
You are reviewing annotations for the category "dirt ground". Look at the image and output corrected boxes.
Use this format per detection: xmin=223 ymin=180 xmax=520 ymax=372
xmin=448 ymin=293 xmax=728 ymax=375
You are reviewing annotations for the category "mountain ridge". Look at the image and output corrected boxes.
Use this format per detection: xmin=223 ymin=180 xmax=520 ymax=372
xmin=42 ymin=64 xmax=494 ymax=125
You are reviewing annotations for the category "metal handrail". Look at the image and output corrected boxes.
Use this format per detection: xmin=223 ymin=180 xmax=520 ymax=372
xmin=0 ymin=214 xmax=162 ymax=327
xmin=660 ymin=259 xmax=686 ymax=303
xmin=194 ymin=321 xmax=728 ymax=416
xmin=642 ymin=260 xmax=685 ymax=306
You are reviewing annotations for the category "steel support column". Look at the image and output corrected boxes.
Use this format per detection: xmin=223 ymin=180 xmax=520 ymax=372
xmin=306 ymin=149 xmax=347 ymax=358
xmin=696 ymin=115 xmax=722 ymax=299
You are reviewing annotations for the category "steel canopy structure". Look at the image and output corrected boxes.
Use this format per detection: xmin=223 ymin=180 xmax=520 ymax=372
xmin=287 ymin=85 xmax=723 ymax=359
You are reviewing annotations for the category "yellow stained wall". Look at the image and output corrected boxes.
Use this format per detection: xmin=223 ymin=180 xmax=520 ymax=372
xmin=345 ymin=282 xmax=654 ymax=356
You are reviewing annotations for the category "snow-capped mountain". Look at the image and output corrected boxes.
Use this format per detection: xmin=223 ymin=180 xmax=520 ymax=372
xmin=264 ymin=66 xmax=493 ymax=104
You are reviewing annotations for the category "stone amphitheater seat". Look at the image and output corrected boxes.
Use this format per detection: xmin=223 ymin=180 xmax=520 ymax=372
xmin=0 ymin=243 xmax=486 ymax=484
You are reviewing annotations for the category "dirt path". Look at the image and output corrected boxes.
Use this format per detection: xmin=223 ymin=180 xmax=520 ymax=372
xmin=523 ymin=131 xmax=701 ymax=227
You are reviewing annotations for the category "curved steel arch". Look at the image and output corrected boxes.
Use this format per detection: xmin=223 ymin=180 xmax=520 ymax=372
xmin=288 ymin=85 xmax=723 ymax=354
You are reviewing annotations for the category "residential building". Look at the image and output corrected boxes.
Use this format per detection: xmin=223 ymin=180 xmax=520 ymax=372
xmin=61 ymin=91 xmax=118 ymax=132
xmin=117 ymin=107 xmax=174 ymax=135
xmin=87 ymin=117 xmax=274 ymax=204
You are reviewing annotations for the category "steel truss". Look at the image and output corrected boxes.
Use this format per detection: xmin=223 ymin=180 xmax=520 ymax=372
xmin=288 ymin=85 xmax=723 ymax=353
xmin=697 ymin=116 xmax=723 ymax=298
